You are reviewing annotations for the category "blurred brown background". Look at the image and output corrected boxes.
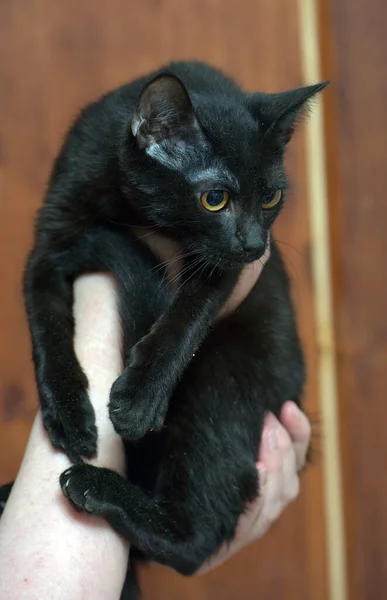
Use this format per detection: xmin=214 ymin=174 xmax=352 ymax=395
xmin=0 ymin=1 xmax=386 ymax=599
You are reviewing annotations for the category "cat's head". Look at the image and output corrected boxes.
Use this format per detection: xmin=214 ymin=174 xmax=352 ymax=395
xmin=127 ymin=68 xmax=328 ymax=267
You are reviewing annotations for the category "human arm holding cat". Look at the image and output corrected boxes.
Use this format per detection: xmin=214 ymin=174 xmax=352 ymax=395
xmin=0 ymin=273 xmax=310 ymax=599
xmin=0 ymin=275 xmax=129 ymax=600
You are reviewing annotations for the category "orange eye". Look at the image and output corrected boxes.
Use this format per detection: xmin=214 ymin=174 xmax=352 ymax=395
xmin=262 ymin=189 xmax=282 ymax=209
xmin=201 ymin=190 xmax=229 ymax=212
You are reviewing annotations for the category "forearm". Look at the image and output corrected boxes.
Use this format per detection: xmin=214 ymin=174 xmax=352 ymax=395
xmin=0 ymin=274 xmax=129 ymax=600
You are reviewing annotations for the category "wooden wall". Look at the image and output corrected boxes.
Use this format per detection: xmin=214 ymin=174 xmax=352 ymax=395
xmin=320 ymin=0 xmax=387 ymax=598
xmin=0 ymin=1 xmax=385 ymax=598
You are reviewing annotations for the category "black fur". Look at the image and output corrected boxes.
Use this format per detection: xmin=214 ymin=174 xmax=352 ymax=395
xmin=5 ymin=62 xmax=327 ymax=597
xmin=0 ymin=482 xmax=13 ymax=517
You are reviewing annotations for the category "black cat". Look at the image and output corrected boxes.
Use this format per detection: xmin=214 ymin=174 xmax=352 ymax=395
xmin=3 ymin=62 xmax=327 ymax=598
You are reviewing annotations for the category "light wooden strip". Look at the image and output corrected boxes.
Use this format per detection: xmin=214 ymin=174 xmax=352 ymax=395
xmin=298 ymin=1 xmax=348 ymax=599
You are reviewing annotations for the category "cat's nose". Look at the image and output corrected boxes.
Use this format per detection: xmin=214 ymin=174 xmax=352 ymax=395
xmin=237 ymin=234 xmax=266 ymax=257
xmin=236 ymin=228 xmax=266 ymax=259
xmin=241 ymin=240 xmax=266 ymax=255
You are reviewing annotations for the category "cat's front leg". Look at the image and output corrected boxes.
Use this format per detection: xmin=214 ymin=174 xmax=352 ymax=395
xmin=109 ymin=269 xmax=239 ymax=441
xmin=24 ymin=249 xmax=98 ymax=463
xmin=24 ymin=227 xmax=158 ymax=462
xmin=109 ymin=327 xmax=178 ymax=440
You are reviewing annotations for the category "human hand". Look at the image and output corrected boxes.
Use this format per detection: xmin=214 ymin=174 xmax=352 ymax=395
xmin=197 ymin=401 xmax=311 ymax=574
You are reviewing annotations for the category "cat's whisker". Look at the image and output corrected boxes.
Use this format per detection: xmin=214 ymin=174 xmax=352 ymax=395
xmin=269 ymin=251 xmax=299 ymax=299
xmin=275 ymin=239 xmax=302 ymax=257
xmin=151 ymin=250 xmax=197 ymax=274
xmin=207 ymin=258 xmax=221 ymax=281
xmin=108 ymin=220 xmax=164 ymax=230
xmin=167 ymin=256 xmax=204 ymax=287
xmin=197 ymin=261 xmax=210 ymax=284
xmin=157 ymin=252 xmax=205 ymax=291
xmin=174 ymin=259 xmax=207 ymax=295
xmin=171 ymin=256 xmax=202 ymax=280
xmin=132 ymin=230 xmax=161 ymax=242
xmin=150 ymin=244 xmax=198 ymax=273
xmin=272 ymin=241 xmax=300 ymax=286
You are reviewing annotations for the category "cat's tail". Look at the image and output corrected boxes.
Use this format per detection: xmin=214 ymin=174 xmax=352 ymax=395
xmin=0 ymin=482 xmax=13 ymax=517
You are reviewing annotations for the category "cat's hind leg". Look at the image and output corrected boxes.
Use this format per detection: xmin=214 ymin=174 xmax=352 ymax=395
xmin=60 ymin=463 xmax=218 ymax=576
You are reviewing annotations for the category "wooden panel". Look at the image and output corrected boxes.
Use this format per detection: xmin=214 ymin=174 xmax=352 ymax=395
xmin=320 ymin=0 xmax=387 ymax=597
xmin=0 ymin=1 xmax=327 ymax=597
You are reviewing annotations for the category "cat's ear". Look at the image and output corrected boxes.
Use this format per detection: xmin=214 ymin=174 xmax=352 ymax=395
xmin=131 ymin=74 xmax=201 ymax=151
xmin=254 ymin=81 xmax=329 ymax=144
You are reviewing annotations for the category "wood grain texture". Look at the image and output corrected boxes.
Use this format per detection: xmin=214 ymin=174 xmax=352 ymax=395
xmin=320 ymin=0 xmax=387 ymax=597
xmin=0 ymin=1 xmax=327 ymax=597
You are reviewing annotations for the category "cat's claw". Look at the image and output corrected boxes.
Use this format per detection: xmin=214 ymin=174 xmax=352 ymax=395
xmin=43 ymin=398 xmax=98 ymax=464
xmin=42 ymin=390 xmax=98 ymax=463
xmin=60 ymin=464 xmax=125 ymax=519
xmin=60 ymin=464 xmax=102 ymax=513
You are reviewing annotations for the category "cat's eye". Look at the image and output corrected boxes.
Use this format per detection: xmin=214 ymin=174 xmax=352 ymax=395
xmin=201 ymin=190 xmax=230 ymax=212
xmin=262 ymin=189 xmax=282 ymax=210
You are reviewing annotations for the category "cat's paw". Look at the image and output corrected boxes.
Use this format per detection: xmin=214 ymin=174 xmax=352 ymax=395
xmin=42 ymin=391 xmax=97 ymax=463
xmin=109 ymin=366 xmax=170 ymax=441
xmin=60 ymin=464 xmax=106 ymax=514
xmin=60 ymin=464 xmax=124 ymax=518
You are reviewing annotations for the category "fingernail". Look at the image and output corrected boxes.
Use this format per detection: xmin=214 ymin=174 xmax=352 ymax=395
xmin=258 ymin=464 xmax=268 ymax=486
xmin=268 ymin=428 xmax=278 ymax=452
xmin=290 ymin=402 xmax=302 ymax=420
